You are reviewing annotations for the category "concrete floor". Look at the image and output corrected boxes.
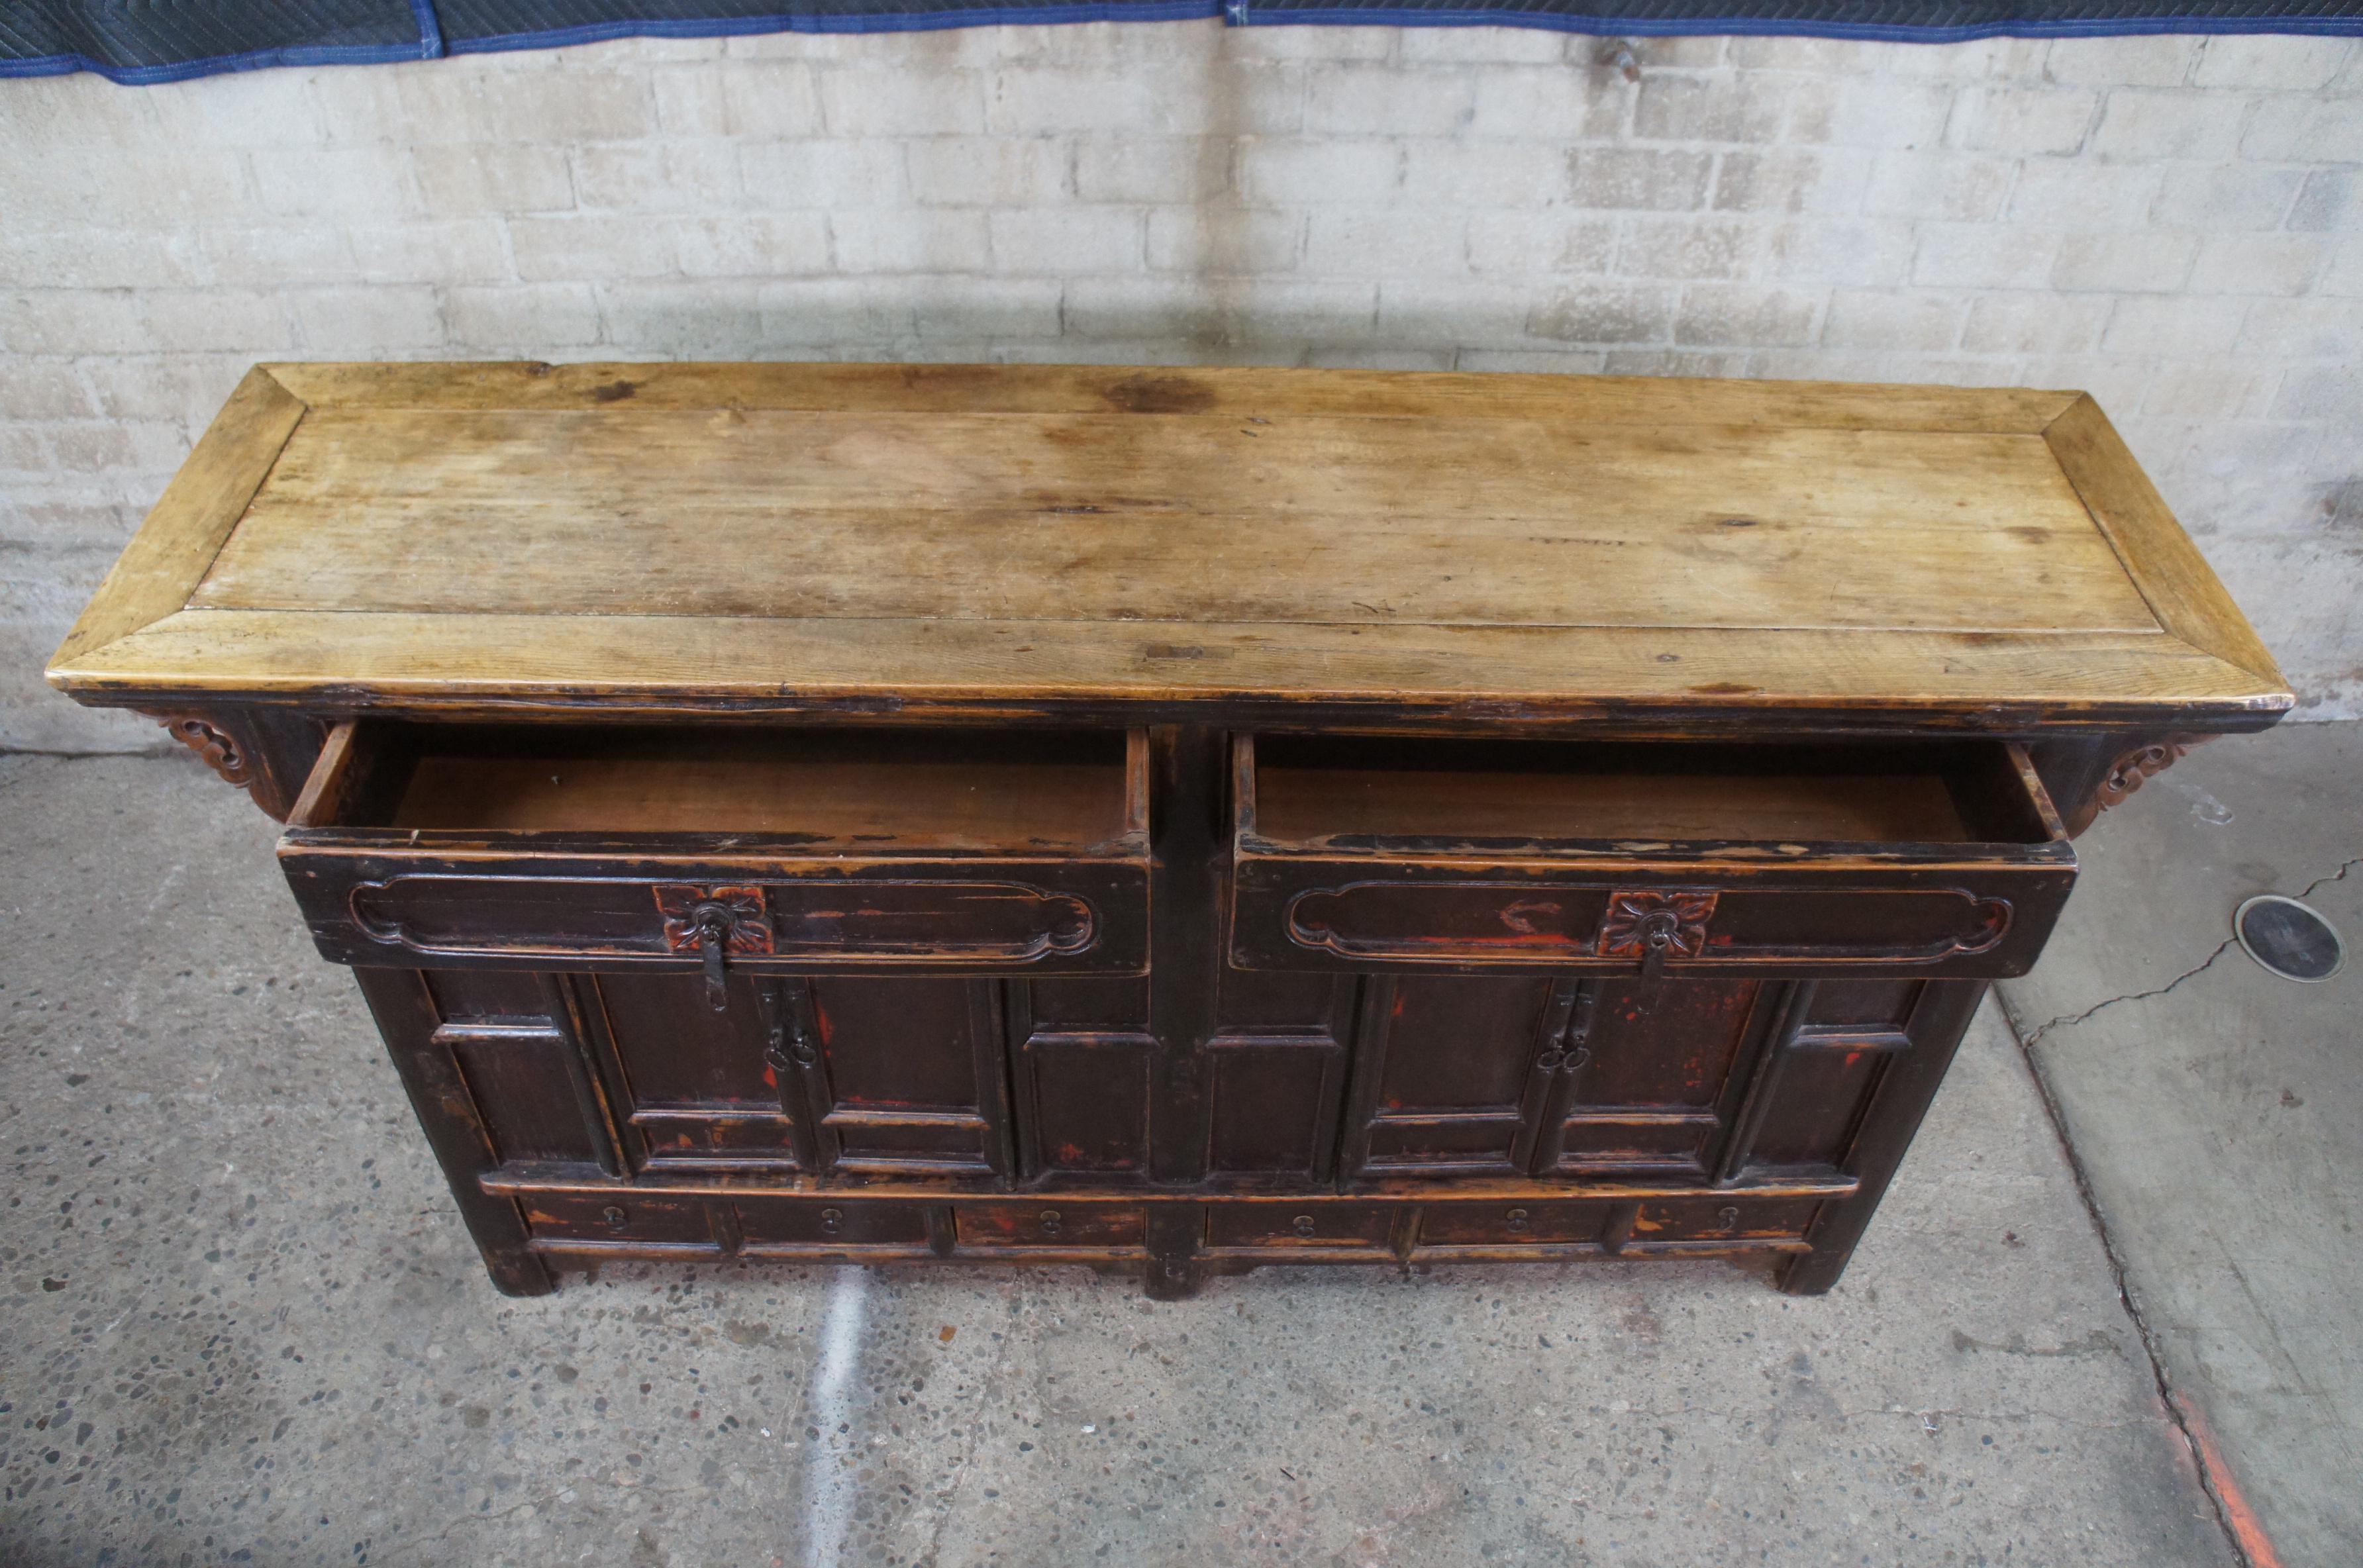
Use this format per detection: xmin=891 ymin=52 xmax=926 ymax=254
xmin=1 ymin=734 xmax=2346 ymax=1567
xmin=1994 ymin=720 xmax=2363 ymax=1568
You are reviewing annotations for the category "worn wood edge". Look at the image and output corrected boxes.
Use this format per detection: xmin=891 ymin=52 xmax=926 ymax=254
xmin=1233 ymin=842 xmax=2076 ymax=871
xmin=2042 ymin=394 xmax=2292 ymax=702
xmin=277 ymin=833 xmax=1153 ymax=869
xmin=283 ymin=718 xmax=360 ymax=828
xmin=474 ymin=1165 xmax=1859 ymax=1200
xmin=49 ymin=609 xmax=2295 ymax=728
xmin=2003 ymin=740 xmax=2073 ymax=842
xmin=256 ymin=360 xmax=2080 ymax=432
xmin=45 ymin=366 xmax=307 ymax=681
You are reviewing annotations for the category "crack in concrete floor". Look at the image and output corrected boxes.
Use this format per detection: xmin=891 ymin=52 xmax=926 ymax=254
xmin=2011 ymin=852 xmax=2362 ymax=1050
xmin=2007 ymin=1016 xmax=2266 ymax=1568
xmin=1998 ymin=846 xmax=2363 ymax=1568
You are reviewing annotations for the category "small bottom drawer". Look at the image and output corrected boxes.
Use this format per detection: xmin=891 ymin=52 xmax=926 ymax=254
xmin=1632 ymin=1197 xmax=1821 ymax=1243
xmin=1206 ymin=1204 xmax=1395 ymax=1251
xmin=522 ymin=1192 xmax=718 ymax=1248
xmin=1418 ymin=1201 xmax=1616 ymax=1246
xmin=732 ymin=1198 xmax=935 ymax=1250
xmin=956 ymin=1202 xmax=1144 ymax=1249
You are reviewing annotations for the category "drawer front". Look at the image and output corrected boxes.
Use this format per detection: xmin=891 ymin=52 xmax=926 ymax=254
xmin=279 ymin=722 xmax=1150 ymax=973
xmin=954 ymin=1202 xmax=1144 ymax=1250
xmin=521 ymin=1192 xmax=719 ymax=1249
xmin=1238 ymin=871 xmax=2068 ymax=977
xmin=285 ymin=857 xmax=1146 ymax=973
xmin=1231 ymin=736 xmax=2075 ymax=979
xmin=1417 ymin=1200 xmax=1616 ymax=1247
xmin=1205 ymin=1204 xmax=1396 ymax=1251
xmin=732 ymin=1198 xmax=936 ymax=1250
xmin=1631 ymin=1197 xmax=1822 ymax=1244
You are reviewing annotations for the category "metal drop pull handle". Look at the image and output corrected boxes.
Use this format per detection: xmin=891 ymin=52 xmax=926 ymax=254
xmin=693 ymin=905 xmax=734 ymax=1012
xmin=1638 ymin=910 xmax=1682 ymax=981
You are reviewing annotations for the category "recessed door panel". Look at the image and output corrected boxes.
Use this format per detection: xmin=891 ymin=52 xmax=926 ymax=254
xmin=785 ymin=978 xmax=1007 ymax=1177
xmin=1339 ymin=976 xmax=1559 ymax=1178
xmin=1548 ymin=979 xmax=1770 ymax=1179
xmin=1009 ymin=983 xmax=1153 ymax=1181
xmin=1203 ymin=967 xmax=1354 ymax=1182
xmin=591 ymin=972 xmax=809 ymax=1170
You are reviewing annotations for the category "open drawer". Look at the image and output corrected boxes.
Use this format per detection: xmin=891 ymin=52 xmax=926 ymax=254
xmin=279 ymin=722 xmax=1149 ymax=973
xmin=1229 ymin=734 xmax=2075 ymax=978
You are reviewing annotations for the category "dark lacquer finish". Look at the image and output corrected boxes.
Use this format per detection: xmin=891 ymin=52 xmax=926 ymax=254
xmin=260 ymin=716 xmax=2053 ymax=1298
xmin=47 ymin=363 xmax=2293 ymax=1302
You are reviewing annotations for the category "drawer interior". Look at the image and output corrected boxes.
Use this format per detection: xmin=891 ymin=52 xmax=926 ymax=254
xmin=1243 ymin=734 xmax=2060 ymax=849
xmin=295 ymin=723 xmax=1146 ymax=851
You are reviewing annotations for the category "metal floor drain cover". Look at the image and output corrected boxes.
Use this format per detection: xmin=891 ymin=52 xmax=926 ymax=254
xmin=2234 ymin=895 xmax=2346 ymax=984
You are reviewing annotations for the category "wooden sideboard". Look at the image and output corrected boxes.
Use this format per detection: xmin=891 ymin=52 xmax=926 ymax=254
xmin=48 ymin=362 xmax=2289 ymax=1300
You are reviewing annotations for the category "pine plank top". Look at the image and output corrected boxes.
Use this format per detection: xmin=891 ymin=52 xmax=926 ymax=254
xmin=48 ymin=362 xmax=2292 ymax=730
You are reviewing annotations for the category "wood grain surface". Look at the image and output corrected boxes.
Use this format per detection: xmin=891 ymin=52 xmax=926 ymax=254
xmin=189 ymin=410 xmax=2156 ymax=634
xmin=46 ymin=362 xmax=2292 ymax=725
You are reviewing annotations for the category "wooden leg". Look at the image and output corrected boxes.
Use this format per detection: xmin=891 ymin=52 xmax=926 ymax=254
xmin=1142 ymin=1202 xmax=1203 ymax=1300
xmin=1778 ymin=979 xmax=1985 ymax=1297
xmin=352 ymin=967 xmax=556 ymax=1298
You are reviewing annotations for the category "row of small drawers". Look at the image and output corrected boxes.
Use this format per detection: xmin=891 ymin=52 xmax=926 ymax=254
xmin=283 ymin=726 xmax=2074 ymax=980
xmin=516 ymin=1191 xmax=1825 ymax=1256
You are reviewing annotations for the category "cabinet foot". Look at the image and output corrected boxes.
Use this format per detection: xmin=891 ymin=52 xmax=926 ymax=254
xmin=1144 ymin=1202 xmax=1203 ymax=1299
xmin=1774 ymin=1250 xmax=1844 ymax=1296
xmin=483 ymin=1249 xmax=558 ymax=1297
xmin=1143 ymin=1253 xmax=1203 ymax=1300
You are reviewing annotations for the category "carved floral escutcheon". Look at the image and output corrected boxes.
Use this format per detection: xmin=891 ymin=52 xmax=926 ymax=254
xmin=1595 ymin=889 xmax=1719 ymax=963
xmin=653 ymin=885 xmax=775 ymax=956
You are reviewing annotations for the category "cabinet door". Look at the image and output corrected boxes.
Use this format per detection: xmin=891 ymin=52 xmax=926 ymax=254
xmin=1337 ymin=976 xmax=1565 ymax=1179
xmin=776 ymin=977 xmax=1012 ymax=1178
xmin=585 ymin=972 xmax=1011 ymax=1179
xmin=585 ymin=972 xmax=817 ymax=1170
xmin=1338 ymin=975 xmax=1787 ymax=1183
xmin=1543 ymin=979 xmax=1782 ymax=1180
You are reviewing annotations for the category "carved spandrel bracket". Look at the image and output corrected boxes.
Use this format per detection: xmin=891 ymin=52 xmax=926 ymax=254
xmin=160 ymin=714 xmax=253 ymax=787
xmin=143 ymin=709 xmax=309 ymax=822
xmin=2064 ymin=734 xmax=2217 ymax=838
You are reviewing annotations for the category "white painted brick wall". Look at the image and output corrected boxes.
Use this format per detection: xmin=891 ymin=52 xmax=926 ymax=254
xmin=3 ymin=24 xmax=2359 ymax=748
